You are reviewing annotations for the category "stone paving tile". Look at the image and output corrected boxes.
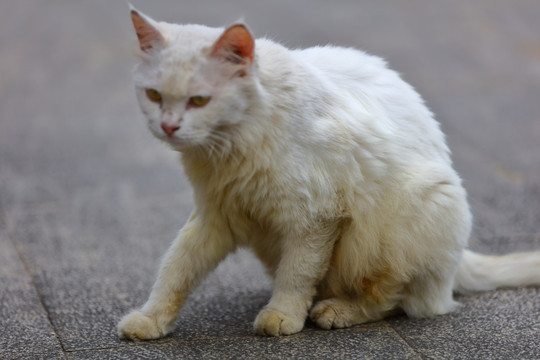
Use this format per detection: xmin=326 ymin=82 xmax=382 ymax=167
xmin=67 ymin=322 xmax=419 ymax=360
xmin=388 ymin=288 xmax=540 ymax=360
xmin=0 ymin=224 xmax=65 ymax=359
xmin=2 ymin=195 xmax=189 ymax=352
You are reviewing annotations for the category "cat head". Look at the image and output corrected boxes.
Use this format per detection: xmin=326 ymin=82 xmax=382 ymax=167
xmin=130 ymin=8 xmax=258 ymax=152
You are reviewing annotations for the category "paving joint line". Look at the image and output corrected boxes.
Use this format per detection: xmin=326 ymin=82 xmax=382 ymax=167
xmin=0 ymin=204 xmax=69 ymax=360
xmin=384 ymin=321 xmax=425 ymax=359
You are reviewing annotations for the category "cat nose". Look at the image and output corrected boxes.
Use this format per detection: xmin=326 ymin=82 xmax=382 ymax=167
xmin=161 ymin=122 xmax=180 ymax=137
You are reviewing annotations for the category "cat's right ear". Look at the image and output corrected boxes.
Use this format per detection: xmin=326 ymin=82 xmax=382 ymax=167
xmin=130 ymin=7 xmax=165 ymax=53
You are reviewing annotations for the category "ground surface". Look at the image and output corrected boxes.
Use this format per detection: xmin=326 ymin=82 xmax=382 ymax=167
xmin=1 ymin=1 xmax=539 ymax=359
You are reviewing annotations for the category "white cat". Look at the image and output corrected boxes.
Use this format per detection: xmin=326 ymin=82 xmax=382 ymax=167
xmin=118 ymin=7 xmax=540 ymax=339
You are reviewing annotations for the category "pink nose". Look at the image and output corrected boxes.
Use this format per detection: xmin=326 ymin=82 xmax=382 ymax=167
xmin=161 ymin=123 xmax=180 ymax=137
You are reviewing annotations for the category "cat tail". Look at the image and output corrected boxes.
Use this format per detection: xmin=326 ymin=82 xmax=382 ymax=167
xmin=453 ymin=249 xmax=540 ymax=294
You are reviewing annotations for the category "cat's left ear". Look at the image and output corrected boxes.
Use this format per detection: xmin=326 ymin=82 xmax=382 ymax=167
xmin=130 ymin=7 xmax=165 ymax=53
xmin=210 ymin=24 xmax=255 ymax=65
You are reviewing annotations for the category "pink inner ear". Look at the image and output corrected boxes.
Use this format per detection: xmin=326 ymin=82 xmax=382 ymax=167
xmin=211 ymin=24 xmax=255 ymax=63
xmin=131 ymin=10 xmax=163 ymax=53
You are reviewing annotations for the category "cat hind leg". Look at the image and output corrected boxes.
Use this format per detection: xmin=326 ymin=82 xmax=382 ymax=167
xmin=400 ymin=273 xmax=458 ymax=318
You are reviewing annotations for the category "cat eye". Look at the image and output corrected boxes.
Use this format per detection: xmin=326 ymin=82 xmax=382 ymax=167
xmin=188 ymin=95 xmax=211 ymax=108
xmin=146 ymin=88 xmax=162 ymax=103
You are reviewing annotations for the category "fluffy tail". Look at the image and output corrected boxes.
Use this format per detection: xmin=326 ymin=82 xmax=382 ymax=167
xmin=453 ymin=249 xmax=540 ymax=294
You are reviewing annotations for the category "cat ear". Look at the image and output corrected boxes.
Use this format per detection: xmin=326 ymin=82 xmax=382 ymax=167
xmin=130 ymin=7 xmax=165 ymax=53
xmin=210 ymin=24 xmax=255 ymax=64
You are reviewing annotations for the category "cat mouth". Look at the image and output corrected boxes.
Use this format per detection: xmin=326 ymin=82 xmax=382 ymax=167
xmin=160 ymin=134 xmax=188 ymax=148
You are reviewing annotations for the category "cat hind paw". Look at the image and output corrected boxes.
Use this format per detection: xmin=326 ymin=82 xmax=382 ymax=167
xmin=310 ymin=299 xmax=352 ymax=330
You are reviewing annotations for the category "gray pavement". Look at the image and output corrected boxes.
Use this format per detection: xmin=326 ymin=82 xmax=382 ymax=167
xmin=1 ymin=1 xmax=539 ymax=359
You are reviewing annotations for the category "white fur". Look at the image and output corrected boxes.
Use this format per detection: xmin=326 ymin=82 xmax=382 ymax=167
xmin=118 ymin=10 xmax=540 ymax=340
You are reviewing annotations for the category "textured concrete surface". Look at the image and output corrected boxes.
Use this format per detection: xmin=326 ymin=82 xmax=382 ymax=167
xmin=1 ymin=1 xmax=539 ymax=359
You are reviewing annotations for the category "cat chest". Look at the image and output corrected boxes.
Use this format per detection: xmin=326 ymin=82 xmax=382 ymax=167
xmin=212 ymin=177 xmax=289 ymax=228
xmin=193 ymin=158 xmax=346 ymax=237
xmin=209 ymin=176 xmax=345 ymax=238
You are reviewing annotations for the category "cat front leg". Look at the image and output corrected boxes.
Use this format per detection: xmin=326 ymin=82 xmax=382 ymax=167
xmin=254 ymin=225 xmax=338 ymax=336
xmin=118 ymin=213 xmax=234 ymax=340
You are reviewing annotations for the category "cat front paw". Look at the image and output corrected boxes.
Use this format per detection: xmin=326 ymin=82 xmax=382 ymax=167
xmin=117 ymin=310 xmax=166 ymax=341
xmin=254 ymin=308 xmax=305 ymax=336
